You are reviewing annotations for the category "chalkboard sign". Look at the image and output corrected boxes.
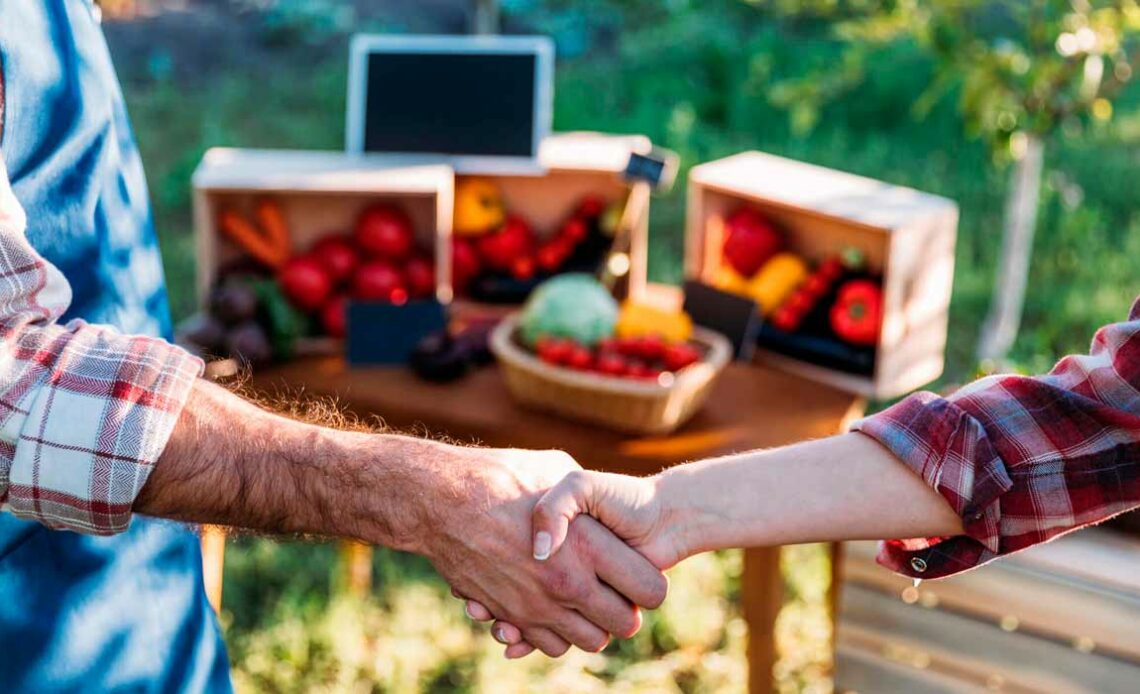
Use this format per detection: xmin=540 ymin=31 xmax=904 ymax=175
xmin=346 ymin=35 xmax=553 ymax=173
xmin=623 ymin=148 xmax=679 ymax=192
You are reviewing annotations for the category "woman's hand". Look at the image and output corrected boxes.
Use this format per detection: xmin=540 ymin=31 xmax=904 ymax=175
xmin=461 ymin=470 xmax=687 ymax=657
xmin=529 ymin=470 xmax=685 ymax=569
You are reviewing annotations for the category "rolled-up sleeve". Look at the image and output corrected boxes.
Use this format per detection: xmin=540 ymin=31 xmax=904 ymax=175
xmin=0 ymin=161 xmax=203 ymax=535
xmin=852 ymin=296 xmax=1140 ymax=579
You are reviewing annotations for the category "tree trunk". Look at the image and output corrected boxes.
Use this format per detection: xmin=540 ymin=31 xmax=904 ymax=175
xmin=471 ymin=0 xmax=500 ymax=35
xmin=977 ymin=133 xmax=1045 ymax=364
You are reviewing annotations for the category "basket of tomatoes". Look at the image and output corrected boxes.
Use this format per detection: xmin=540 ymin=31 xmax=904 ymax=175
xmin=490 ymin=275 xmax=732 ymax=434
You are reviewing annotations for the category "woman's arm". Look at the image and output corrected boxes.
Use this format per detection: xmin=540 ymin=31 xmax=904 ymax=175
xmin=528 ymin=432 xmax=963 ymax=570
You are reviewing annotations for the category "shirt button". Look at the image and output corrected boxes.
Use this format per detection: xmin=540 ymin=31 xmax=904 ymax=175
xmin=910 ymin=557 xmax=928 ymax=573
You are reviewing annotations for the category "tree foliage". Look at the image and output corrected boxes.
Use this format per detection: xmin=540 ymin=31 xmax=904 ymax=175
xmin=763 ymin=1 xmax=1140 ymax=155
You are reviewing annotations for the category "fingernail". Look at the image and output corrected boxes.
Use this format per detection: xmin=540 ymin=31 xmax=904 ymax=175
xmin=465 ymin=603 xmax=477 ymax=620
xmin=493 ymin=627 xmax=508 ymax=644
xmin=533 ymin=531 xmax=552 ymax=561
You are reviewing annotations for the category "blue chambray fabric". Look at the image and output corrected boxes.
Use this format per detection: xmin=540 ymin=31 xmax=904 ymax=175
xmin=0 ymin=2 xmax=231 ymax=691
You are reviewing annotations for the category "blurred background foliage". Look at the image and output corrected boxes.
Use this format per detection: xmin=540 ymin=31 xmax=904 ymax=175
xmin=99 ymin=0 xmax=1140 ymax=691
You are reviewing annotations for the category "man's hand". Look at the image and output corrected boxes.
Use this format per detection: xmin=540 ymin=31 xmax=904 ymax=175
xmin=460 ymin=469 xmax=684 ymax=656
xmin=404 ymin=448 xmax=668 ymax=656
xmin=136 ymin=381 xmax=667 ymax=657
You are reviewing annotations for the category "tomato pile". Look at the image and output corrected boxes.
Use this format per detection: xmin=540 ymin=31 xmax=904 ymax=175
xmin=274 ymin=202 xmax=435 ymax=339
xmin=533 ymin=335 xmax=703 ymax=381
xmin=451 ymin=178 xmax=622 ymax=302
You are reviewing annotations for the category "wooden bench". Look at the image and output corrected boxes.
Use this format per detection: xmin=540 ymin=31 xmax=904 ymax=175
xmin=837 ymin=528 xmax=1140 ymax=693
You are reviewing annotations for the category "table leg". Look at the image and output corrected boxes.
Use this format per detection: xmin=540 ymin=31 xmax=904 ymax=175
xmin=200 ymin=525 xmax=227 ymax=613
xmin=828 ymin=541 xmax=844 ymax=624
xmin=742 ymin=546 xmax=783 ymax=694
xmin=338 ymin=540 xmax=373 ymax=597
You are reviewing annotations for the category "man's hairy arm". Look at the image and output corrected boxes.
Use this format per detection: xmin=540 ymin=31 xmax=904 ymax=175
xmin=136 ymin=380 xmax=668 ymax=657
xmin=138 ymin=379 xmax=431 ymax=548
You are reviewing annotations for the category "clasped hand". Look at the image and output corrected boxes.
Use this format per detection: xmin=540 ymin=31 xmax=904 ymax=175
xmin=448 ymin=466 xmax=681 ymax=659
xmin=419 ymin=449 xmax=670 ymax=657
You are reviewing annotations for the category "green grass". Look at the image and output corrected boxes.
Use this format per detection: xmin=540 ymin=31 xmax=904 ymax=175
xmin=116 ymin=7 xmax=1140 ymax=691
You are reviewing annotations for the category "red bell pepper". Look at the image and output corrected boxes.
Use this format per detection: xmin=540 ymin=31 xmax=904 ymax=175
xmin=830 ymin=280 xmax=883 ymax=346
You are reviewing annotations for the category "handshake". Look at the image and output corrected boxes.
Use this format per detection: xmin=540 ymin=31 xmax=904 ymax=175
xmin=414 ymin=446 xmax=688 ymax=659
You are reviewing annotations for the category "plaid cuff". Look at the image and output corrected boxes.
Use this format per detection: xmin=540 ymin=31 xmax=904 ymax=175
xmin=851 ymin=392 xmax=1013 ymax=579
xmin=4 ymin=324 xmax=203 ymax=534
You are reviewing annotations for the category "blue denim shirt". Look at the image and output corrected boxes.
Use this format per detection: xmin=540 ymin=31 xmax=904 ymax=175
xmin=0 ymin=2 xmax=231 ymax=690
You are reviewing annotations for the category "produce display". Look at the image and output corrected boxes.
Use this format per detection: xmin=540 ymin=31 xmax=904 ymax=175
xmin=515 ymin=275 xmax=705 ymax=383
xmin=452 ymin=178 xmax=624 ymax=303
xmin=711 ymin=207 xmax=886 ymax=375
xmin=185 ymin=199 xmax=438 ymax=363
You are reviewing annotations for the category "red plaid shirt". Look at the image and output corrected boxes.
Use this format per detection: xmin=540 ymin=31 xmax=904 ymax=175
xmin=854 ymin=297 xmax=1140 ymax=579
xmin=0 ymin=160 xmax=202 ymax=534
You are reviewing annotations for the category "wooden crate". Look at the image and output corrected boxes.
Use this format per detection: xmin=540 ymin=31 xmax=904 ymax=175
xmin=836 ymin=530 xmax=1140 ymax=693
xmin=452 ymin=132 xmax=656 ymax=311
xmin=685 ymin=151 xmax=958 ymax=399
xmin=191 ymin=148 xmax=455 ymax=307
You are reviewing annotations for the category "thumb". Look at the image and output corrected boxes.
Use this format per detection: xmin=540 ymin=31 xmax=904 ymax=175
xmin=532 ymin=470 xmax=594 ymax=561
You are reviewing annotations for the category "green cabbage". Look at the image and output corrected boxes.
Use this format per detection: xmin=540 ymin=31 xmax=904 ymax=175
xmin=518 ymin=274 xmax=618 ymax=348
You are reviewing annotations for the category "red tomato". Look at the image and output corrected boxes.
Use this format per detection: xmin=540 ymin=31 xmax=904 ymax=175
xmin=595 ymin=353 xmax=629 ymax=377
xmin=627 ymin=363 xmax=657 ymax=380
xmin=802 ymin=273 xmax=833 ymax=298
xmin=355 ymin=205 xmax=415 ymax=261
xmin=476 ymin=215 xmax=533 ymax=272
xmin=636 ymin=334 xmax=666 ymax=362
xmin=277 ymin=255 xmax=333 ymax=313
xmin=321 ymin=294 xmax=348 ymax=338
xmin=566 ymin=345 xmax=593 ymax=370
xmin=817 ymin=257 xmax=844 ymax=282
xmin=404 ymin=255 xmax=436 ymax=299
xmin=310 ymin=234 xmax=359 ymax=285
xmin=559 ymin=218 xmax=588 ymax=243
xmin=722 ymin=208 xmax=782 ymax=277
xmin=511 ymin=256 xmax=536 ymax=281
xmin=577 ymin=195 xmax=605 ymax=218
xmin=536 ymin=240 xmax=572 ymax=272
xmin=353 ymin=261 xmax=407 ymax=304
xmin=663 ymin=343 xmax=701 ymax=372
xmin=770 ymin=306 xmax=800 ymax=333
xmin=451 ymin=238 xmax=482 ymax=293
xmin=784 ymin=290 xmax=815 ymax=315
xmin=596 ymin=337 xmax=620 ymax=355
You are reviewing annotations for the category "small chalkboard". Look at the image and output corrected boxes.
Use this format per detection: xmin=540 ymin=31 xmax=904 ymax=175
xmin=623 ymin=148 xmax=678 ymax=192
xmin=346 ymin=300 xmax=448 ymax=366
xmin=682 ymin=281 xmax=761 ymax=361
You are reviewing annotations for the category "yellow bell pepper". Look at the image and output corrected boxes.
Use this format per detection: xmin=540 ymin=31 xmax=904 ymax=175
xmin=748 ymin=253 xmax=809 ymax=316
xmin=615 ymin=301 xmax=693 ymax=342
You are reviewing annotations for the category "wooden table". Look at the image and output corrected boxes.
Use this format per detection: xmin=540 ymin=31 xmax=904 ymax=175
xmin=233 ymin=356 xmax=864 ymax=693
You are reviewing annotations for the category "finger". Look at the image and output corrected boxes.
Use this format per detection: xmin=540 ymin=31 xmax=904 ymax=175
xmin=521 ymin=627 xmax=572 ymax=658
xmin=464 ymin=600 xmax=494 ymax=622
xmin=451 ymin=586 xmax=463 ymax=599
xmin=532 ymin=471 xmax=591 ymax=561
xmin=547 ymin=610 xmax=611 ymax=653
xmin=491 ymin=620 xmax=524 ymax=645
xmin=505 ymin=642 xmax=536 ymax=659
xmin=568 ymin=580 xmax=643 ymax=639
xmin=577 ymin=516 xmax=669 ymax=609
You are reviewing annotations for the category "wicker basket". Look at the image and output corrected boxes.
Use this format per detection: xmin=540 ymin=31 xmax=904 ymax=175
xmin=490 ymin=315 xmax=732 ymax=435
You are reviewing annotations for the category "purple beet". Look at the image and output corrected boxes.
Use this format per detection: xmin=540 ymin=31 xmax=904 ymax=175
xmin=226 ymin=321 xmax=273 ymax=365
xmin=211 ymin=281 xmax=260 ymax=325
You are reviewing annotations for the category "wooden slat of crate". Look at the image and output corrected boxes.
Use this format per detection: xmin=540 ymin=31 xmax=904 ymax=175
xmin=842 ymin=530 xmax=1140 ymax=663
xmin=837 ymin=584 xmax=1140 ymax=694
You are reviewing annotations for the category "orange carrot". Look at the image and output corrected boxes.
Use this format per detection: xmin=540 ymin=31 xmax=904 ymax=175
xmin=219 ymin=206 xmax=291 ymax=269
xmin=254 ymin=200 xmax=292 ymax=262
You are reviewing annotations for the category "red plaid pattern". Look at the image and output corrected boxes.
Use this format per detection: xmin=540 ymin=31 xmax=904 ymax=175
xmin=854 ymin=296 xmax=1140 ymax=579
xmin=0 ymin=161 xmax=202 ymax=534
